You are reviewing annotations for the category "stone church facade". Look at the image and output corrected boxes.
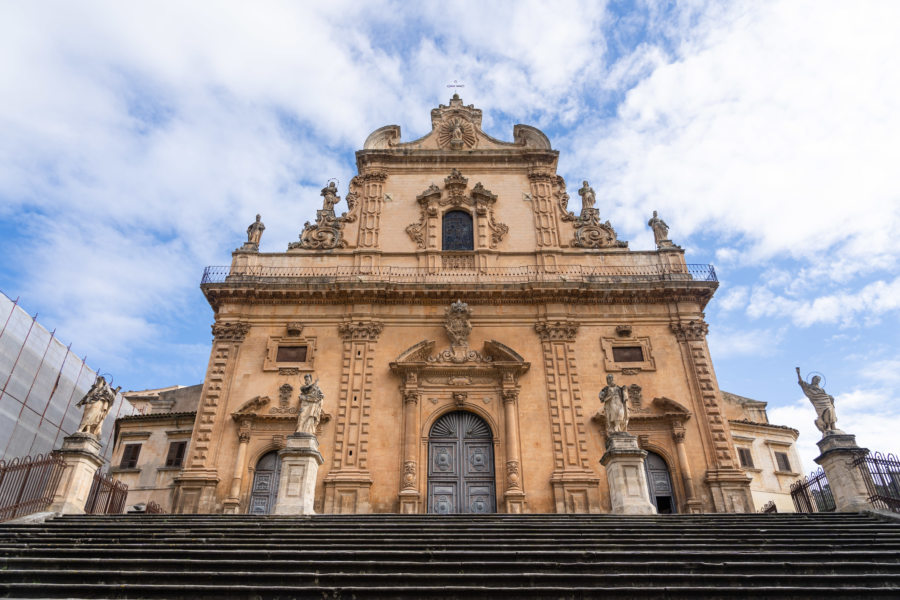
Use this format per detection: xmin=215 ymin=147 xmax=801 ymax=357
xmin=171 ymin=95 xmax=754 ymax=515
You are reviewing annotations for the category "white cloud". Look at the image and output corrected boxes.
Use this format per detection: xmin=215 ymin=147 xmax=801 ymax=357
xmin=707 ymin=325 xmax=782 ymax=358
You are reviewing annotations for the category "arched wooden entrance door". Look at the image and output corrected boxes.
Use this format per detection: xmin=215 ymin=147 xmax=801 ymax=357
xmin=248 ymin=450 xmax=280 ymax=514
xmin=645 ymin=451 xmax=676 ymax=514
xmin=428 ymin=411 xmax=495 ymax=514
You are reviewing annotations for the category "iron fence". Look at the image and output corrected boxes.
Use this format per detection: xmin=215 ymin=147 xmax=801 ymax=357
xmin=145 ymin=500 xmax=165 ymax=514
xmin=853 ymin=451 xmax=900 ymax=513
xmin=790 ymin=467 xmax=835 ymax=513
xmin=84 ymin=470 xmax=128 ymax=514
xmin=0 ymin=453 xmax=66 ymax=522
xmin=759 ymin=500 xmax=778 ymax=514
xmin=201 ymin=263 xmax=718 ymax=286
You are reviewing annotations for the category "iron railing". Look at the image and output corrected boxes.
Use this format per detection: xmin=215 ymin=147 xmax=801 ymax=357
xmin=145 ymin=500 xmax=165 ymax=514
xmin=0 ymin=453 xmax=66 ymax=522
xmin=759 ymin=500 xmax=778 ymax=514
xmin=853 ymin=451 xmax=900 ymax=513
xmin=201 ymin=263 xmax=717 ymax=286
xmin=790 ymin=467 xmax=836 ymax=513
xmin=84 ymin=470 xmax=128 ymax=515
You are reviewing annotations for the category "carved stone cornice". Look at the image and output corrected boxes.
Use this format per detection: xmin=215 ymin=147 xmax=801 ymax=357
xmin=534 ymin=320 xmax=579 ymax=341
xmin=527 ymin=166 xmax=554 ymax=181
xmin=212 ymin=321 xmax=250 ymax=342
xmin=338 ymin=320 xmax=384 ymax=341
xmin=671 ymin=319 xmax=709 ymax=341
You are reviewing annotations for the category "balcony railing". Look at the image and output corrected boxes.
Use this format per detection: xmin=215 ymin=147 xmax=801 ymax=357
xmin=201 ymin=263 xmax=717 ymax=286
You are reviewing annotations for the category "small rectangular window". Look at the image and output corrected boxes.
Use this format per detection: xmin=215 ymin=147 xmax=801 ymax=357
xmin=120 ymin=444 xmax=141 ymax=469
xmin=276 ymin=345 xmax=308 ymax=362
xmin=165 ymin=441 xmax=188 ymax=467
xmin=612 ymin=346 xmax=644 ymax=362
xmin=775 ymin=451 xmax=791 ymax=472
xmin=737 ymin=447 xmax=754 ymax=468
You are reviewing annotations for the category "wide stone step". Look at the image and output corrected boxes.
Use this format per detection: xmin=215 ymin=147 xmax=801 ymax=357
xmin=3 ymin=557 xmax=899 ymax=576
xmin=5 ymin=582 xmax=900 ymax=600
xmin=3 ymin=569 xmax=900 ymax=588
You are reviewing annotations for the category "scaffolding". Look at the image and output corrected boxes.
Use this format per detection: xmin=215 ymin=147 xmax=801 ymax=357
xmin=0 ymin=291 xmax=136 ymax=462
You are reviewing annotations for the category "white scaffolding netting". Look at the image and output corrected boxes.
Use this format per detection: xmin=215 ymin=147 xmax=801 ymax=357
xmin=0 ymin=292 xmax=136 ymax=462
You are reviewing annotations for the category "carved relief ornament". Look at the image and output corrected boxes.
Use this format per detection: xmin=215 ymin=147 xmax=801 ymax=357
xmin=289 ymin=181 xmax=357 ymax=250
xmin=534 ymin=321 xmax=579 ymax=341
xmin=338 ymin=320 xmax=384 ymax=341
xmin=212 ymin=321 xmax=250 ymax=342
xmin=405 ymin=171 xmax=508 ymax=249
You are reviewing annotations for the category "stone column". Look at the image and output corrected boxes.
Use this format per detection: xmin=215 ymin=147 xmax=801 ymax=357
xmin=273 ymin=433 xmax=324 ymax=515
xmin=814 ymin=433 xmax=871 ymax=512
xmin=47 ymin=433 xmax=105 ymax=514
xmin=399 ymin=388 xmax=420 ymax=513
xmin=600 ymin=432 xmax=657 ymax=515
xmin=502 ymin=388 xmax=527 ymax=513
xmin=223 ymin=422 xmax=251 ymax=514
xmin=672 ymin=424 xmax=702 ymax=513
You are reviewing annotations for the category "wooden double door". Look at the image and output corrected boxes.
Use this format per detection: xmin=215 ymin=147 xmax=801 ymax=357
xmin=427 ymin=411 xmax=496 ymax=514
xmin=248 ymin=451 xmax=280 ymax=514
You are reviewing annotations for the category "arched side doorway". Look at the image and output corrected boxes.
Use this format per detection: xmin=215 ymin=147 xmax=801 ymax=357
xmin=442 ymin=210 xmax=474 ymax=251
xmin=428 ymin=411 xmax=495 ymax=514
xmin=248 ymin=450 xmax=280 ymax=514
xmin=645 ymin=451 xmax=676 ymax=514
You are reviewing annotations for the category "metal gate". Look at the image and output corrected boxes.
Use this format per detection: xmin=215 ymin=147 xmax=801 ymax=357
xmin=248 ymin=451 xmax=280 ymax=514
xmin=428 ymin=411 xmax=495 ymax=514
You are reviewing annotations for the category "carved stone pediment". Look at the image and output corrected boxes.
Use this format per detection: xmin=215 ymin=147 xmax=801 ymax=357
xmin=363 ymin=95 xmax=552 ymax=151
xmin=390 ymin=339 xmax=529 ymax=376
xmin=232 ymin=396 xmax=270 ymax=418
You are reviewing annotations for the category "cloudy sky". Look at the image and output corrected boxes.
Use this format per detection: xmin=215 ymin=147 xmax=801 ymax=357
xmin=1 ymin=1 xmax=898 ymax=471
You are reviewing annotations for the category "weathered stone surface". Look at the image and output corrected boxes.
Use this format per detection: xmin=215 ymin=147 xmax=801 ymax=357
xmin=274 ymin=434 xmax=324 ymax=515
xmin=600 ymin=432 xmax=657 ymax=515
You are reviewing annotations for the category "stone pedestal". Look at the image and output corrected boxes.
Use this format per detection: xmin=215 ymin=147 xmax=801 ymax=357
xmin=814 ymin=433 xmax=871 ymax=512
xmin=600 ymin=432 xmax=657 ymax=515
xmin=47 ymin=433 xmax=105 ymax=514
xmin=273 ymin=433 xmax=324 ymax=515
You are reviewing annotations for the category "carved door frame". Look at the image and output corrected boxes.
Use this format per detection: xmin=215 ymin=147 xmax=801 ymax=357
xmin=390 ymin=339 xmax=530 ymax=514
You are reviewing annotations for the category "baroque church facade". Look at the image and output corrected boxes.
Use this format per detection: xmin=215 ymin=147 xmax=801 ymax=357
xmin=170 ymin=95 xmax=754 ymax=515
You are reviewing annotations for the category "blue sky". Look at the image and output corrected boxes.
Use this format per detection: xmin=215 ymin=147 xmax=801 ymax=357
xmin=1 ymin=1 xmax=898 ymax=470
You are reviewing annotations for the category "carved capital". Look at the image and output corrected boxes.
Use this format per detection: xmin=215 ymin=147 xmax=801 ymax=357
xmin=361 ymin=170 xmax=387 ymax=183
xmin=238 ymin=430 xmax=251 ymax=444
xmin=338 ymin=320 xmax=384 ymax=341
xmin=534 ymin=320 xmax=578 ymax=341
xmin=502 ymin=389 xmax=519 ymax=404
xmin=671 ymin=319 xmax=709 ymax=341
xmin=672 ymin=427 xmax=686 ymax=444
xmin=211 ymin=321 xmax=250 ymax=342
xmin=403 ymin=390 xmax=419 ymax=405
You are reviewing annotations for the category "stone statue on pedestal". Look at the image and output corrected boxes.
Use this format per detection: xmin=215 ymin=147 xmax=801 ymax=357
xmin=578 ymin=180 xmax=596 ymax=213
xmin=796 ymin=367 xmax=839 ymax=435
xmin=246 ymin=214 xmax=265 ymax=247
xmin=75 ymin=375 xmax=119 ymax=437
xmin=599 ymin=374 xmax=629 ymax=434
xmin=648 ymin=210 xmax=671 ymax=248
xmin=297 ymin=373 xmax=324 ymax=435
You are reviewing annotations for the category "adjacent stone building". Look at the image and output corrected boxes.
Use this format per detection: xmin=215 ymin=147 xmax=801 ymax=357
xmin=722 ymin=391 xmax=802 ymax=512
xmin=171 ymin=95 xmax=758 ymax=515
xmin=110 ymin=385 xmax=201 ymax=511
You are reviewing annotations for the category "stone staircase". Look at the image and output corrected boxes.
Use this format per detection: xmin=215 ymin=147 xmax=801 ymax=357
xmin=1 ymin=512 xmax=899 ymax=598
